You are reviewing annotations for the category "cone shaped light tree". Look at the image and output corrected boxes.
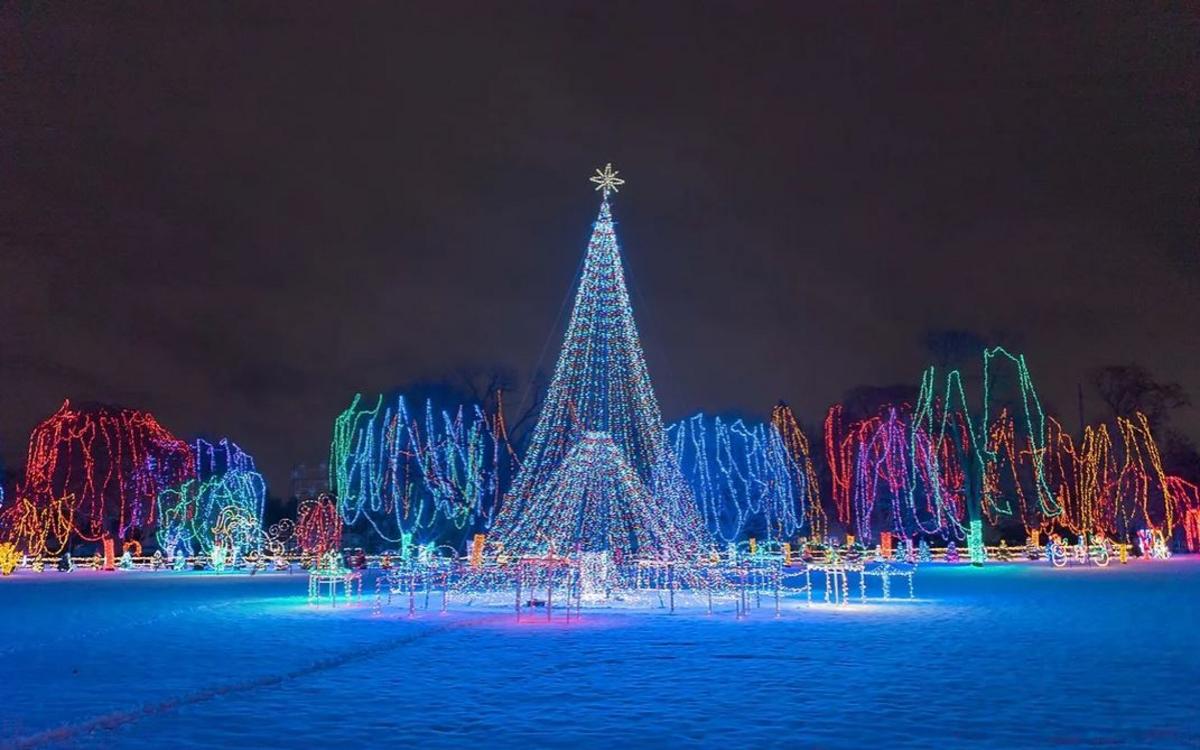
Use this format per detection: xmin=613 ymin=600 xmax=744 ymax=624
xmin=490 ymin=166 xmax=709 ymax=559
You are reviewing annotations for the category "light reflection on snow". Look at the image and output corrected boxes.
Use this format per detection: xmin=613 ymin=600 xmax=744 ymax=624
xmin=1 ymin=560 xmax=1196 ymax=749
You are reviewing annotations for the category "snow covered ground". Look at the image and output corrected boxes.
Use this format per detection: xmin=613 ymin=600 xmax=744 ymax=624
xmin=2 ymin=558 xmax=1197 ymax=749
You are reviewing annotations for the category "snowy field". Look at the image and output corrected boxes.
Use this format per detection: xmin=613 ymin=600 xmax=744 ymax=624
xmin=2 ymin=559 xmax=1197 ymax=749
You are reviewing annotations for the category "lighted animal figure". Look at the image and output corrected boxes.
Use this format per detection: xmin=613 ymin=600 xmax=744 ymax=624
xmin=150 ymin=550 xmax=164 ymax=570
xmin=995 ymin=540 xmax=1011 ymax=561
xmin=57 ymin=552 xmax=74 ymax=572
xmin=1090 ymin=536 xmax=1113 ymax=567
xmin=1074 ymin=537 xmax=1090 ymax=564
xmin=1046 ymin=537 xmax=1063 ymax=566
xmin=0 ymin=543 xmax=20 ymax=575
xmin=944 ymin=541 xmax=960 ymax=563
xmin=1048 ymin=534 xmax=1111 ymax=568
xmin=118 ymin=551 xmax=135 ymax=570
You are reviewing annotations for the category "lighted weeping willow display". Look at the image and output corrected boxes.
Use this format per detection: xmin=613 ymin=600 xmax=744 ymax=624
xmin=330 ymin=394 xmax=505 ymax=547
xmin=156 ymin=439 xmax=266 ymax=558
xmin=1 ymin=401 xmax=194 ymax=556
xmin=2 ymin=167 xmax=1198 ymax=561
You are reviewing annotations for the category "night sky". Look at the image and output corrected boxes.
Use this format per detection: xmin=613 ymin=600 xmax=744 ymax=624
xmin=1 ymin=3 xmax=1196 ymax=493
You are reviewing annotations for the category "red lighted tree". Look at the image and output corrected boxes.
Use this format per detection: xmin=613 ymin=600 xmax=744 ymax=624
xmin=295 ymin=493 xmax=343 ymax=555
xmin=6 ymin=400 xmax=194 ymax=555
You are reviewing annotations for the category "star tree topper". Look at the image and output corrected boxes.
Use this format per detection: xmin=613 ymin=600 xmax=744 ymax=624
xmin=589 ymin=163 xmax=625 ymax=196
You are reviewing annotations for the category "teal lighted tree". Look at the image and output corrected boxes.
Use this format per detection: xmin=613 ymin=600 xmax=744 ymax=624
xmin=490 ymin=166 xmax=709 ymax=558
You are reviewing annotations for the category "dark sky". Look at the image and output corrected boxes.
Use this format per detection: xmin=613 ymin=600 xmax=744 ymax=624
xmin=1 ymin=2 xmax=1197 ymax=493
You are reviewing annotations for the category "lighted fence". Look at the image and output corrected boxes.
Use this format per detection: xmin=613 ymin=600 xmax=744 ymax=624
xmin=1 ymin=541 xmax=1138 ymax=574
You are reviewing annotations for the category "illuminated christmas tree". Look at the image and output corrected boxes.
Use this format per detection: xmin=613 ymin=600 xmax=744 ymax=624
xmin=490 ymin=165 xmax=708 ymax=559
xmin=918 ymin=538 xmax=932 ymax=562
